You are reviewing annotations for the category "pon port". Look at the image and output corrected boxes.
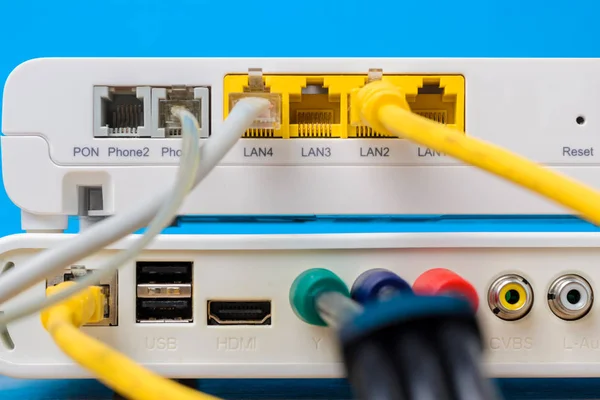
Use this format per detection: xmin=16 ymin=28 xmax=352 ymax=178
xmin=351 ymin=269 xmax=413 ymax=304
xmin=93 ymin=86 xmax=151 ymax=138
xmin=46 ymin=265 xmax=118 ymax=326
xmin=488 ymin=274 xmax=534 ymax=321
xmin=547 ymin=274 xmax=593 ymax=321
xmin=412 ymin=268 xmax=479 ymax=311
xmin=151 ymin=86 xmax=210 ymax=138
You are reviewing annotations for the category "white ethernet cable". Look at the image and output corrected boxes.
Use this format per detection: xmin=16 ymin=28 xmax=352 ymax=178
xmin=0 ymin=107 xmax=201 ymax=327
xmin=0 ymin=98 xmax=269 ymax=327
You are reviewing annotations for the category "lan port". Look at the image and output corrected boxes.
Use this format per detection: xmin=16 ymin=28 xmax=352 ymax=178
xmin=408 ymin=80 xmax=456 ymax=125
xmin=289 ymin=80 xmax=340 ymax=138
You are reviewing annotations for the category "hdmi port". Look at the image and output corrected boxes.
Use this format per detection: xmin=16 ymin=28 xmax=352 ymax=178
xmin=207 ymin=300 xmax=271 ymax=326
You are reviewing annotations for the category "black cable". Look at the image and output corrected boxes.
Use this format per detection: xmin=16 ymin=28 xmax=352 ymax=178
xmin=346 ymin=337 xmax=406 ymax=400
xmin=389 ymin=325 xmax=452 ymax=400
xmin=434 ymin=321 xmax=499 ymax=400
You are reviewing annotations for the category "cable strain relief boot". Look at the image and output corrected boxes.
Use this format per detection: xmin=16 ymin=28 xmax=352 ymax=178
xmin=355 ymin=80 xmax=409 ymax=134
xmin=351 ymin=269 xmax=412 ymax=304
xmin=412 ymin=268 xmax=479 ymax=311
xmin=289 ymin=268 xmax=349 ymax=326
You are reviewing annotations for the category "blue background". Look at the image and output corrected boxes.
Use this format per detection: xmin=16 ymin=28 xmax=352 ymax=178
xmin=1 ymin=0 xmax=600 ymax=398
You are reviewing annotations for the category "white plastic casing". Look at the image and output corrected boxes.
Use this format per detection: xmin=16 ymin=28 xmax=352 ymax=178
xmin=2 ymin=232 xmax=600 ymax=378
xmin=3 ymin=58 xmax=600 ymax=226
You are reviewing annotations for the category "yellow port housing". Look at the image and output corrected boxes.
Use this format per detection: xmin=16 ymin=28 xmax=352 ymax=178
xmin=223 ymin=74 xmax=465 ymax=139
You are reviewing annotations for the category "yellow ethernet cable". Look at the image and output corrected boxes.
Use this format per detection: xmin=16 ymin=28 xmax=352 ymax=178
xmin=41 ymin=282 xmax=221 ymax=400
xmin=355 ymin=80 xmax=600 ymax=226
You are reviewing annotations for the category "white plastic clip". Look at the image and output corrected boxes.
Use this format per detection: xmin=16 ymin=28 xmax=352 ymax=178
xmin=367 ymin=68 xmax=383 ymax=83
xmin=248 ymin=68 xmax=265 ymax=92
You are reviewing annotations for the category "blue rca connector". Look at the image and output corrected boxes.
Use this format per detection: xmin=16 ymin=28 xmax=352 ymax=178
xmin=351 ymin=268 xmax=413 ymax=304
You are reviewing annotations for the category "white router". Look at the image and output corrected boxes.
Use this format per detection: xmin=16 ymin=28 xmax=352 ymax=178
xmin=3 ymin=58 xmax=600 ymax=231
xmin=0 ymin=232 xmax=598 ymax=379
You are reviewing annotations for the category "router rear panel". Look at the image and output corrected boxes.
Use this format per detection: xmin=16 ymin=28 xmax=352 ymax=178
xmin=1 ymin=233 xmax=600 ymax=379
xmin=3 ymin=59 xmax=600 ymax=223
xmin=2 ymin=57 xmax=600 ymax=383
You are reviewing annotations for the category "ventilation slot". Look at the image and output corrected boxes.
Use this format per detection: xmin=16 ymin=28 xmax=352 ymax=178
xmin=0 ymin=262 xmax=15 ymax=350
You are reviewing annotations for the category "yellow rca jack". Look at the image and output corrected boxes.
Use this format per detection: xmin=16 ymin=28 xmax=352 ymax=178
xmin=488 ymin=275 xmax=534 ymax=321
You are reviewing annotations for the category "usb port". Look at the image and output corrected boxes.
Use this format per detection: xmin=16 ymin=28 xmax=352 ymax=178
xmin=137 ymin=261 xmax=192 ymax=284
xmin=137 ymin=299 xmax=193 ymax=322
xmin=136 ymin=261 xmax=193 ymax=323
xmin=207 ymin=301 xmax=272 ymax=326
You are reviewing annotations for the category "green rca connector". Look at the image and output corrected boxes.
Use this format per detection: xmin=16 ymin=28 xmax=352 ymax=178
xmin=289 ymin=268 xmax=357 ymax=327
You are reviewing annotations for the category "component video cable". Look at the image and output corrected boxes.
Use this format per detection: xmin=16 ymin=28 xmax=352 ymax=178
xmin=289 ymin=268 xmax=498 ymax=400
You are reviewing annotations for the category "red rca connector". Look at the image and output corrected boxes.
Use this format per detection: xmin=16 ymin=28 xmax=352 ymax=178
xmin=412 ymin=268 xmax=479 ymax=311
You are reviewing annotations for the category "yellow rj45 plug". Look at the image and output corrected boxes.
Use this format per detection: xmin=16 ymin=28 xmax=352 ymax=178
xmin=41 ymin=281 xmax=105 ymax=329
xmin=41 ymin=282 xmax=221 ymax=400
xmin=349 ymin=75 xmax=465 ymax=137
xmin=354 ymin=79 xmax=600 ymax=227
